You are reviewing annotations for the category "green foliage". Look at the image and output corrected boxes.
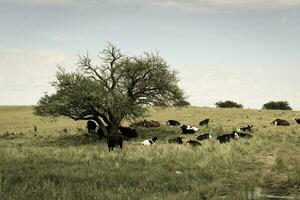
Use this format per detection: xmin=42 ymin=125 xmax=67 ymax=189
xmin=215 ymin=100 xmax=243 ymax=108
xmin=34 ymin=43 xmax=186 ymax=136
xmin=262 ymin=101 xmax=292 ymax=110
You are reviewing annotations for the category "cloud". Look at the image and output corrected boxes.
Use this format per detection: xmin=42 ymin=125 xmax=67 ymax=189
xmin=0 ymin=49 xmax=75 ymax=105
xmin=3 ymin=0 xmax=300 ymax=10
xmin=38 ymin=30 xmax=74 ymax=41
xmin=0 ymin=0 xmax=72 ymax=5
xmin=115 ymin=0 xmax=300 ymax=12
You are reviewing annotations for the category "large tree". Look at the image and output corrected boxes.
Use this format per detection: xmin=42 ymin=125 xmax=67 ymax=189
xmin=34 ymin=43 xmax=187 ymax=136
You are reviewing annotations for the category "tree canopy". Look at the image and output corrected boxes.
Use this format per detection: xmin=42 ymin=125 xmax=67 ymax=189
xmin=262 ymin=101 xmax=292 ymax=110
xmin=34 ymin=43 xmax=187 ymax=136
xmin=215 ymin=100 xmax=243 ymax=109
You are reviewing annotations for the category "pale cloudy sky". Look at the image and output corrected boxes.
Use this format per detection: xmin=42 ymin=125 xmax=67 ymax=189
xmin=0 ymin=0 xmax=299 ymax=109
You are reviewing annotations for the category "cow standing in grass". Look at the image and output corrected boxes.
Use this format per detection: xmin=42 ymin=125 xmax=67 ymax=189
xmin=107 ymin=134 xmax=123 ymax=151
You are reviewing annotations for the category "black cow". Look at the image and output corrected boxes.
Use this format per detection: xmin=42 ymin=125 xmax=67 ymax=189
xmin=107 ymin=134 xmax=123 ymax=152
xmin=199 ymin=119 xmax=209 ymax=126
xmin=168 ymin=137 xmax=184 ymax=144
xmin=238 ymin=124 xmax=254 ymax=132
xmin=271 ymin=119 xmax=290 ymax=126
xmin=166 ymin=120 xmax=180 ymax=126
xmin=181 ymin=125 xmax=198 ymax=134
xmin=217 ymin=132 xmax=239 ymax=144
xmin=119 ymin=126 xmax=138 ymax=139
xmin=235 ymin=131 xmax=253 ymax=138
xmin=295 ymin=119 xmax=300 ymax=124
xmin=87 ymin=120 xmax=97 ymax=133
xmin=186 ymin=140 xmax=202 ymax=146
xmin=196 ymin=133 xmax=212 ymax=141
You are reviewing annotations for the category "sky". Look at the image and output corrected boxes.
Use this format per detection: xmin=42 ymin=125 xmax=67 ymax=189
xmin=0 ymin=0 xmax=299 ymax=109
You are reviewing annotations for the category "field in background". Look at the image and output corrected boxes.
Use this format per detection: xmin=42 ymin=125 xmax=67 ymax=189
xmin=0 ymin=106 xmax=299 ymax=199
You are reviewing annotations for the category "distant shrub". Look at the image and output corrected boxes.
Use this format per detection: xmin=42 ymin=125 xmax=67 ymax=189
xmin=262 ymin=101 xmax=292 ymax=110
xmin=215 ymin=100 xmax=243 ymax=109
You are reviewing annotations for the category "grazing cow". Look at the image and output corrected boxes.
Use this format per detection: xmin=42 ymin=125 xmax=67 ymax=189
xmin=217 ymin=132 xmax=239 ymax=144
xmin=141 ymin=136 xmax=158 ymax=145
xmin=295 ymin=119 xmax=300 ymax=124
xmin=131 ymin=120 xmax=160 ymax=128
xmin=238 ymin=124 xmax=254 ymax=132
xmin=271 ymin=119 xmax=290 ymax=126
xmin=235 ymin=131 xmax=253 ymax=138
xmin=87 ymin=120 xmax=97 ymax=133
xmin=199 ymin=119 xmax=209 ymax=126
xmin=168 ymin=137 xmax=184 ymax=144
xmin=166 ymin=120 xmax=180 ymax=126
xmin=196 ymin=133 xmax=212 ymax=141
xmin=119 ymin=126 xmax=138 ymax=139
xmin=107 ymin=134 xmax=123 ymax=152
xmin=186 ymin=140 xmax=202 ymax=146
xmin=181 ymin=125 xmax=198 ymax=134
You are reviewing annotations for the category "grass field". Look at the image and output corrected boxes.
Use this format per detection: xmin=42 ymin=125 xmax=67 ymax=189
xmin=0 ymin=106 xmax=299 ymax=199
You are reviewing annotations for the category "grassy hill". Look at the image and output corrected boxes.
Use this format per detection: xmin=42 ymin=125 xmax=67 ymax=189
xmin=0 ymin=106 xmax=299 ymax=199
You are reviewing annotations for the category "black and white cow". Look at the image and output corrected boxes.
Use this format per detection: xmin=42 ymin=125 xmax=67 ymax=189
xmin=186 ymin=139 xmax=202 ymax=146
xmin=271 ymin=119 xmax=290 ymax=126
xmin=87 ymin=120 xmax=97 ymax=133
xmin=295 ymin=119 xmax=300 ymax=124
xmin=199 ymin=119 xmax=209 ymax=126
xmin=168 ymin=136 xmax=184 ymax=144
xmin=235 ymin=131 xmax=253 ymax=138
xmin=107 ymin=134 xmax=123 ymax=152
xmin=196 ymin=133 xmax=212 ymax=141
xmin=237 ymin=124 xmax=254 ymax=132
xmin=119 ymin=126 xmax=138 ymax=139
xmin=181 ymin=125 xmax=199 ymax=134
xmin=141 ymin=136 xmax=158 ymax=145
xmin=217 ymin=132 xmax=239 ymax=144
xmin=166 ymin=120 xmax=181 ymax=126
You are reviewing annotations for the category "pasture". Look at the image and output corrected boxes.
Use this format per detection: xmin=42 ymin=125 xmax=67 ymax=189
xmin=0 ymin=106 xmax=299 ymax=199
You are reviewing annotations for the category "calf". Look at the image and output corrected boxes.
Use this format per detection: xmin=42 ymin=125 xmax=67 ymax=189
xmin=87 ymin=120 xmax=97 ymax=133
xmin=271 ymin=119 xmax=290 ymax=126
xmin=238 ymin=124 xmax=253 ymax=132
xmin=119 ymin=126 xmax=138 ymax=139
xmin=196 ymin=133 xmax=212 ymax=141
xmin=166 ymin=120 xmax=180 ymax=126
xmin=168 ymin=137 xmax=184 ymax=144
xmin=181 ymin=125 xmax=198 ymax=134
xmin=141 ymin=136 xmax=158 ymax=145
xmin=186 ymin=140 xmax=202 ymax=146
xmin=217 ymin=132 xmax=239 ymax=144
xmin=107 ymin=134 xmax=123 ymax=152
xmin=295 ymin=119 xmax=300 ymax=124
xmin=199 ymin=119 xmax=209 ymax=126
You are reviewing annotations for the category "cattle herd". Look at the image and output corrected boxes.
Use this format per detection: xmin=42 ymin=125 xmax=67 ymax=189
xmin=86 ymin=118 xmax=300 ymax=151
